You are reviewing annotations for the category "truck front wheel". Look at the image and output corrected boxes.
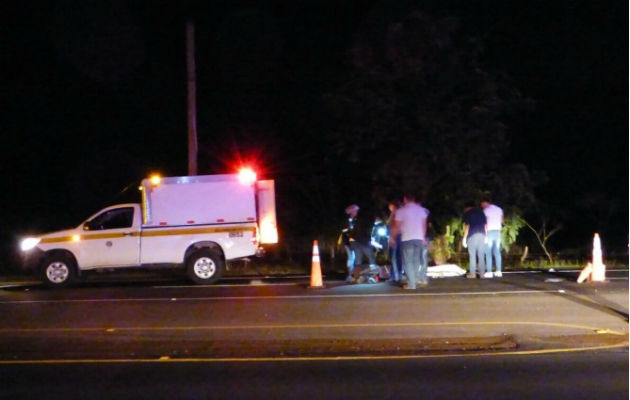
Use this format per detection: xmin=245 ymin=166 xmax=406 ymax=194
xmin=41 ymin=254 xmax=77 ymax=288
xmin=186 ymin=249 xmax=224 ymax=285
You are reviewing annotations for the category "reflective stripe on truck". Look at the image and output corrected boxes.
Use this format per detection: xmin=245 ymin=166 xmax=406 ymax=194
xmin=40 ymin=225 xmax=256 ymax=243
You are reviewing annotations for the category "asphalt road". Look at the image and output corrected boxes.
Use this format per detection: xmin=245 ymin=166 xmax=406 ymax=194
xmin=0 ymin=269 xmax=627 ymax=398
xmin=0 ymin=349 xmax=627 ymax=400
xmin=0 ymin=269 xmax=627 ymax=359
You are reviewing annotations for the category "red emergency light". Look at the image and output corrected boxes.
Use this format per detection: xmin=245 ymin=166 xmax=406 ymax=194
xmin=237 ymin=167 xmax=257 ymax=185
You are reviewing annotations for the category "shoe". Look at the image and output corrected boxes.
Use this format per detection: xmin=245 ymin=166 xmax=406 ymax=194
xmin=345 ymin=275 xmax=353 ymax=283
xmin=466 ymin=273 xmax=476 ymax=279
xmin=494 ymin=271 xmax=502 ymax=278
xmin=417 ymin=280 xmax=429 ymax=286
xmin=483 ymin=272 xmax=494 ymax=279
xmin=402 ymin=283 xmax=416 ymax=290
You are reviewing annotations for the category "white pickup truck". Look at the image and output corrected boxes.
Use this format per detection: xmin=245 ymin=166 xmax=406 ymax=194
xmin=19 ymin=171 xmax=278 ymax=287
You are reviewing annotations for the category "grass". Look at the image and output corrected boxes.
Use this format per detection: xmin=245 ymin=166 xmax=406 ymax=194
xmin=226 ymin=258 xmax=310 ymax=276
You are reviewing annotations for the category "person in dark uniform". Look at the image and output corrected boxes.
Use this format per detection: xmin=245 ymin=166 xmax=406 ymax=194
xmin=345 ymin=204 xmax=377 ymax=282
xmin=339 ymin=213 xmax=355 ymax=282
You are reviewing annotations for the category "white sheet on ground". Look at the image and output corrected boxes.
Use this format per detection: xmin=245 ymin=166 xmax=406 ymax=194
xmin=427 ymin=264 xmax=466 ymax=278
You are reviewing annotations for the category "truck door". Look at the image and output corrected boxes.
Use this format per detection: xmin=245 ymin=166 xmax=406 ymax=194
xmin=79 ymin=206 xmax=140 ymax=268
xmin=256 ymin=180 xmax=278 ymax=244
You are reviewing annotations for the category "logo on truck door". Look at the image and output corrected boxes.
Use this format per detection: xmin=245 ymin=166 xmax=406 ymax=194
xmin=229 ymin=231 xmax=244 ymax=238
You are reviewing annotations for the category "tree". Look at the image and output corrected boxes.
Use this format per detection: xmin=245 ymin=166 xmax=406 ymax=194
xmin=324 ymin=11 xmax=537 ymax=233
xmin=520 ymin=216 xmax=562 ymax=263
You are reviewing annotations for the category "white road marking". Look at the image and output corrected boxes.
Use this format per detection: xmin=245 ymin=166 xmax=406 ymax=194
xmin=552 ymin=269 xmax=629 ymax=272
xmin=0 ymin=289 xmax=565 ymax=305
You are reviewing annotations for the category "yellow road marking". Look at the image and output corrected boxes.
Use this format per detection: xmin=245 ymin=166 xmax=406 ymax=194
xmin=0 ymin=321 xmax=625 ymax=336
xmin=0 ymin=342 xmax=626 ymax=365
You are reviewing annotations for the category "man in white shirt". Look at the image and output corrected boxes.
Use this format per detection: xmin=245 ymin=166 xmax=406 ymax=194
xmin=419 ymin=205 xmax=430 ymax=280
xmin=481 ymin=198 xmax=504 ymax=278
xmin=390 ymin=194 xmax=428 ymax=289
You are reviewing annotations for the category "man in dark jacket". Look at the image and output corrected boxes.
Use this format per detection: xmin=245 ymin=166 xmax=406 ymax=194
xmin=345 ymin=204 xmax=376 ymax=281
xmin=463 ymin=201 xmax=487 ymax=278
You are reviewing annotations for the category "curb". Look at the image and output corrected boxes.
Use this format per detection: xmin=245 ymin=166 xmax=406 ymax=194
xmin=0 ymin=334 xmax=627 ymax=364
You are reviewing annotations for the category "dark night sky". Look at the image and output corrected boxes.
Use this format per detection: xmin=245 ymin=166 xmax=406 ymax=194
xmin=2 ymin=1 xmax=628 ymax=256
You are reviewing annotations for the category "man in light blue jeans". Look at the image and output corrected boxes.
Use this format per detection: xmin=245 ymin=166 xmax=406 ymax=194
xmin=400 ymin=239 xmax=422 ymax=289
xmin=481 ymin=198 xmax=504 ymax=278
xmin=485 ymin=230 xmax=502 ymax=275
xmin=390 ymin=194 xmax=428 ymax=289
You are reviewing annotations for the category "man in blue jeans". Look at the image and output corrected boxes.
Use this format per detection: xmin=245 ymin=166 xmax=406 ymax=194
xmin=462 ymin=202 xmax=487 ymax=278
xmin=480 ymin=198 xmax=504 ymax=278
xmin=419 ymin=204 xmax=430 ymax=282
xmin=390 ymin=194 xmax=428 ymax=289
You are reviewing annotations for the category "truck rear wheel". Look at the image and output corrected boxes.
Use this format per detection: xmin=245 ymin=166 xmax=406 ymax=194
xmin=186 ymin=249 xmax=224 ymax=285
xmin=41 ymin=254 xmax=77 ymax=288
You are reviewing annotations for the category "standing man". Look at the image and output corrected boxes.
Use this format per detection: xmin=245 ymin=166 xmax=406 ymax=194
xmin=391 ymin=194 xmax=428 ymax=289
xmin=462 ymin=201 xmax=487 ymax=278
xmin=345 ymin=204 xmax=376 ymax=282
xmin=339 ymin=214 xmax=355 ymax=282
xmin=419 ymin=203 xmax=430 ymax=281
xmin=481 ymin=197 xmax=504 ymax=278
xmin=387 ymin=200 xmax=402 ymax=283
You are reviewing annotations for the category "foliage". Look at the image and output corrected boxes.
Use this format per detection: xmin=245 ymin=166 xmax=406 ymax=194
xmin=429 ymin=224 xmax=457 ymax=264
xmin=501 ymin=213 xmax=525 ymax=253
xmin=519 ymin=259 xmax=584 ymax=270
xmin=323 ymin=11 xmax=538 ymax=234
xmin=429 ymin=217 xmax=465 ymax=263
xmin=429 ymin=213 xmax=524 ymax=264
xmin=520 ymin=216 xmax=562 ymax=263
xmin=446 ymin=217 xmax=465 ymax=243
xmin=238 ymin=9 xmax=541 ymax=252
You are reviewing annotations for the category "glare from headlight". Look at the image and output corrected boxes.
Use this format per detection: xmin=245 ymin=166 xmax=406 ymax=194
xmin=20 ymin=238 xmax=41 ymax=251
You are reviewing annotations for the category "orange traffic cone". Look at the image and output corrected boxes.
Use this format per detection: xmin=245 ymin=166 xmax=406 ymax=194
xmin=576 ymin=263 xmax=592 ymax=284
xmin=577 ymin=233 xmax=606 ymax=283
xmin=309 ymin=240 xmax=324 ymax=288
xmin=590 ymin=233 xmax=606 ymax=282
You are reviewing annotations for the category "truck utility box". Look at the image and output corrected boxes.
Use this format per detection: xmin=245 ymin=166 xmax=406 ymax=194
xmin=19 ymin=171 xmax=278 ymax=287
xmin=143 ymin=175 xmax=258 ymax=227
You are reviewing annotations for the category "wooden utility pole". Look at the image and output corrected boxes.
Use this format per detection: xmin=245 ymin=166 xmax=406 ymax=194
xmin=186 ymin=21 xmax=198 ymax=175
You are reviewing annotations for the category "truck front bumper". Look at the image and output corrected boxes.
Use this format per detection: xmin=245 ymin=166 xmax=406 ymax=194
xmin=20 ymin=248 xmax=45 ymax=272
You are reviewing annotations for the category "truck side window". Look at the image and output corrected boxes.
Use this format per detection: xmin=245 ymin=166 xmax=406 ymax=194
xmin=89 ymin=208 xmax=134 ymax=230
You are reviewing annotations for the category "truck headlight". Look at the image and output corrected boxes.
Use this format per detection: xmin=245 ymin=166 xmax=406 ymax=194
xmin=20 ymin=238 xmax=41 ymax=252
